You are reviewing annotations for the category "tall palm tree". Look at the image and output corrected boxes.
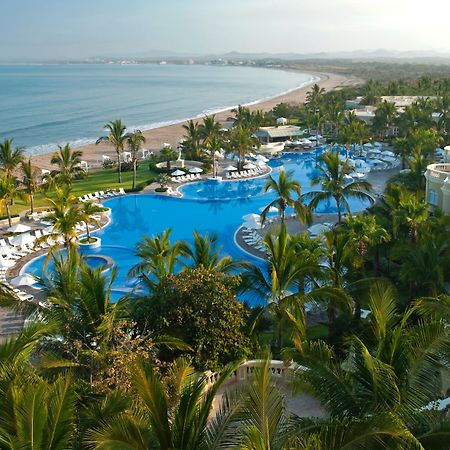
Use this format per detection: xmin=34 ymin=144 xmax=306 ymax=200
xmin=0 ymin=138 xmax=25 ymax=178
xmin=200 ymin=114 xmax=221 ymax=148
xmin=127 ymin=130 xmax=146 ymax=190
xmin=21 ymin=157 xmax=41 ymax=214
xmin=86 ymin=357 xmax=240 ymax=449
xmin=128 ymin=229 xmax=189 ymax=286
xmin=306 ymin=83 xmax=325 ymax=110
xmin=228 ymin=124 xmax=259 ymax=170
xmin=49 ymin=143 xmax=84 ymax=188
xmin=373 ymin=100 xmax=397 ymax=138
xmin=182 ymin=119 xmax=203 ymax=160
xmin=186 ymin=231 xmax=237 ymax=274
xmin=96 ymin=120 xmax=129 ymax=183
xmin=393 ymin=136 xmax=410 ymax=170
xmin=0 ymin=176 xmax=25 ymax=226
xmin=260 ymin=170 xmax=311 ymax=225
xmin=41 ymin=187 xmax=81 ymax=248
xmin=304 ymin=151 xmax=373 ymax=223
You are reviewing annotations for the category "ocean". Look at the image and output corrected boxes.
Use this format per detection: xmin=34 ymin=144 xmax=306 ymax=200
xmin=0 ymin=64 xmax=315 ymax=156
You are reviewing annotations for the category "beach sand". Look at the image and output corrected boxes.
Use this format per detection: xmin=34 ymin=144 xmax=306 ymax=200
xmin=32 ymin=71 xmax=361 ymax=170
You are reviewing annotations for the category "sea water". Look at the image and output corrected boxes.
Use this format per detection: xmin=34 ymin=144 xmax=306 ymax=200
xmin=0 ymin=64 xmax=314 ymax=155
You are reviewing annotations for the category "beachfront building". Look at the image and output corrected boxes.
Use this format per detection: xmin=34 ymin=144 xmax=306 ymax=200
xmin=425 ymin=146 xmax=450 ymax=214
xmin=255 ymin=125 xmax=302 ymax=143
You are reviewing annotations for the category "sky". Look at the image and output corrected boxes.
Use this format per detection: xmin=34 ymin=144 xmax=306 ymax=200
xmin=1 ymin=0 xmax=450 ymax=60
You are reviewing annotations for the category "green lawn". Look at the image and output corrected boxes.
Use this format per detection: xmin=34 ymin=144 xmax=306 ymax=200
xmin=8 ymin=165 xmax=158 ymax=218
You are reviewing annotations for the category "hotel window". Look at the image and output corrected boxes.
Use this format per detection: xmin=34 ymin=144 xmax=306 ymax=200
xmin=429 ymin=189 xmax=438 ymax=205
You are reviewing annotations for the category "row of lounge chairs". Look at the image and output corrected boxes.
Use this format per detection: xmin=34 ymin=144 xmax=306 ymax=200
xmin=28 ymin=210 xmax=52 ymax=222
xmin=79 ymin=188 xmax=125 ymax=202
xmin=171 ymin=174 xmax=202 ymax=183
xmin=226 ymin=168 xmax=263 ymax=179
xmin=242 ymin=230 xmax=267 ymax=253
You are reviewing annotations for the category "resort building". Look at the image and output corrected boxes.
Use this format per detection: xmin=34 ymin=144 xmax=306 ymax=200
xmin=255 ymin=125 xmax=303 ymax=143
xmin=425 ymin=146 xmax=450 ymax=214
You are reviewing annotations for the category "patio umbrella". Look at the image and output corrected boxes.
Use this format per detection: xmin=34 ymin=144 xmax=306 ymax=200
xmin=350 ymin=172 xmax=366 ymax=179
xmin=301 ymin=139 xmax=313 ymax=145
xmin=255 ymin=155 xmax=269 ymax=163
xmin=243 ymin=163 xmax=256 ymax=170
xmin=7 ymin=223 xmax=31 ymax=233
xmin=363 ymin=143 xmax=374 ymax=149
xmin=171 ymin=169 xmax=185 ymax=176
xmin=10 ymin=233 xmax=35 ymax=247
xmin=0 ymin=258 xmax=15 ymax=268
xmin=381 ymin=150 xmax=395 ymax=157
xmin=370 ymin=159 xmax=383 ymax=165
xmin=369 ymin=148 xmax=382 ymax=154
xmin=189 ymin=167 xmax=203 ymax=173
xmin=242 ymin=213 xmax=261 ymax=222
xmin=308 ymin=223 xmax=331 ymax=236
xmin=259 ymin=206 xmax=278 ymax=213
xmin=224 ymin=165 xmax=238 ymax=171
xmin=11 ymin=274 xmax=37 ymax=287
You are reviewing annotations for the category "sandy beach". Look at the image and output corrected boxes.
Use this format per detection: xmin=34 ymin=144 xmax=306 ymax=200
xmin=32 ymin=71 xmax=361 ymax=170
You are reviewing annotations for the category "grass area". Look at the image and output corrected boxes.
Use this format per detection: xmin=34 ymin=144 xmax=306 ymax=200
xmin=7 ymin=164 xmax=158 ymax=218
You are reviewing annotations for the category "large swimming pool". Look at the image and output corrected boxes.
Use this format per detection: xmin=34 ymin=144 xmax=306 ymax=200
xmin=24 ymin=149 xmax=371 ymax=302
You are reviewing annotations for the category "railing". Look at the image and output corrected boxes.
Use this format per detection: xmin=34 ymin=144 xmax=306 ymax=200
xmin=426 ymin=164 xmax=450 ymax=182
xmin=204 ymin=359 xmax=301 ymax=391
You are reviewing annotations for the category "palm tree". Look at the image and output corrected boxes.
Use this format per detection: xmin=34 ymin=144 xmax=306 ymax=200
xmin=128 ymin=229 xmax=189 ymax=286
xmin=228 ymin=124 xmax=259 ymax=170
xmin=295 ymin=281 xmax=450 ymax=448
xmin=373 ymin=100 xmax=397 ymax=138
xmin=182 ymin=119 xmax=203 ymax=160
xmin=86 ymin=357 xmax=240 ymax=449
xmin=79 ymin=200 xmax=104 ymax=240
xmin=127 ymin=130 xmax=146 ymax=190
xmin=393 ymin=136 xmax=410 ymax=170
xmin=41 ymin=187 xmax=81 ymax=248
xmin=0 ymin=138 xmax=25 ymax=177
xmin=186 ymin=231 xmax=237 ymax=274
xmin=96 ymin=120 xmax=129 ymax=183
xmin=49 ymin=143 xmax=84 ymax=188
xmin=304 ymin=151 xmax=373 ymax=223
xmin=200 ymin=114 xmax=221 ymax=148
xmin=0 ymin=375 xmax=76 ymax=449
xmin=0 ymin=176 xmax=25 ymax=226
xmin=342 ymin=214 xmax=390 ymax=276
xmin=306 ymin=83 xmax=325 ymax=110
xmin=260 ymin=170 xmax=311 ymax=225
xmin=160 ymin=146 xmax=178 ymax=171
xmin=21 ymin=157 xmax=41 ymax=214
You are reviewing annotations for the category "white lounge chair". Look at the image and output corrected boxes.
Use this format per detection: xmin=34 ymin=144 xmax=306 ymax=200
xmin=118 ymin=188 xmax=126 ymax=195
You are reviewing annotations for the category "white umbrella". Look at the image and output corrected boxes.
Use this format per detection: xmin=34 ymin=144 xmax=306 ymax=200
xmin=381 ymin=150 xmax=395 ymax=157
xmin=7 ymin=224 xmax=31 ymax=233
xmin=243 ymin=163 xmax=256 ymax=170
xmin=0 ymin=258 xmax=15 ymax=268
xmin=171 ymin=169 xmax=185 ymax=176
xmin=224 ymin=165 xmax=238 ymax=171
xmin=10 ymin=233 xmax=35 ymax=247
xmin=350 ymin=172 xmax=366 ymax=179
xmin=369 ymin=148 xmax=382 ymax=155
xmin=255 ymin=154 xmax=269 ymax=163
xmin=259 ymin=206 xmax=278 ymax=213
xmin=11 ymin=274 xmax=37 ymax=287
xmin=374 ymin=141 xmax=383 ymax=147
xmin=363 ymin=143 xmax=374 ymax=148
xmin=358 ymin=166 xmax=371 ymax=174
xmin=301 ymin=139 xmax=313 ymax=145
xmin=242 ymin=220 xmax=262 ymax=229
xmin=369 ymin=158 xmax=383 ymax=165
xmin=308 ymin=223 xmax=331 ymax=236
xmin=344 ymin=174 xmax=353 ymax=181
xmin=242 ymin=213 xmax=261 ymax=222
xmin=189 ymin=167 xmax=203 ymax=173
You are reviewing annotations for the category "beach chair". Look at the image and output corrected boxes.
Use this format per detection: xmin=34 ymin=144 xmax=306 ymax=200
xmin=99 ymin=191 xmax=106 ymax=198
xmin=118 ymin=188 xmax=125 ymax=195
xmin=196 ymin=174 xmax=202 ymax=179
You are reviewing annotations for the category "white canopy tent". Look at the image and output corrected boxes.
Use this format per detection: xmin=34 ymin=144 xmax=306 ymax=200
xmin=171 ymin=169 xmax=185 ymax=177
xmin=11 ymin=274 xmax=37 ymax=287
xmin=189 ymin=167 xmax=203 ymax=173
xmin=10 ymin=233 xmax=35 ymax=247
xmin=224 ymin=165 xmax=238 ymax=171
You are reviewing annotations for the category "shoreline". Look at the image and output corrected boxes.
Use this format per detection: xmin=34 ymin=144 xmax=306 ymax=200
xmin=31 ymin=71 xmax=361 ymax=169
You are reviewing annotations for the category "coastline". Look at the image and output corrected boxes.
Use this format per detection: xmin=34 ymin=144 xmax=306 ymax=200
xmin=31 ymin=71 xmax=361 ymax=169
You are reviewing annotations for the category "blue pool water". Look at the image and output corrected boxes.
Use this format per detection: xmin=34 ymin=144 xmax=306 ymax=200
xmin=24 ymin=150 xmax=371 ymax=303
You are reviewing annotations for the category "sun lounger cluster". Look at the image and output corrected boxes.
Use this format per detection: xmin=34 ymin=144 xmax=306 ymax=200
xmin=79 ymin=188 xmax=126 ymax=202
xmin=171 ymin=173 xmax=202 ymax=183
xmin=226 ymin=168 xmax=263 ymax=179
xmin=242 ymin=229 xmax=267 ymax=253
xmin=28 ymin=210 xmax=53 ymax=222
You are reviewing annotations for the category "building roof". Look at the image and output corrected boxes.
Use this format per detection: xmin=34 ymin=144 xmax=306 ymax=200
xmin=255 ymin=125 xmax=302 ymax=139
